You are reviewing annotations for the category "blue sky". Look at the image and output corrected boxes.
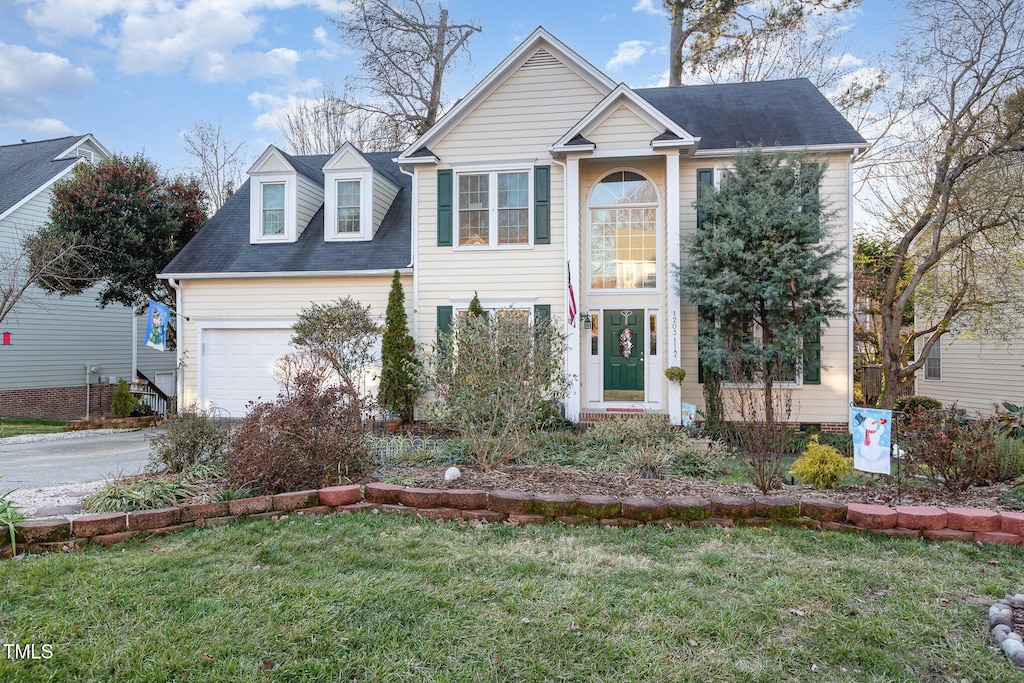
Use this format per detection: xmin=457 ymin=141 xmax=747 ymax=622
xmin=1 ymin=0 xmax=902 ymax=175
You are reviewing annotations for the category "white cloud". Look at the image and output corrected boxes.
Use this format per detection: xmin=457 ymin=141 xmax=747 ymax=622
xmin=0 ymin=43 xmax=93 ymax=131
xmin=632 ymin=0 xmax=664 ymax=17
xmin=0 ymin=117 xmax=76 ymax=137
xmin=606 ymin=40 xmax=651 ymax=71
xmin=192 ymin=48 xmax=300 ymax=82
xmin=17 ymin=0 xmax=123 ymax=38
xmin=601 ymin=13 xmax=617 ymax=22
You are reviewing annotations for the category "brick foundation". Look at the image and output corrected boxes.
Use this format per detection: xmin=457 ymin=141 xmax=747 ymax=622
xmin=0 ymin=384 xmax=115 ymax=421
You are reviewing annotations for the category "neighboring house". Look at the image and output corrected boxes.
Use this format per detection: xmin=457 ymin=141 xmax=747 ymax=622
xmin=0 ymin=135 xmax=176 ymax=420
xmin=915 ymin=336 xmax=1024 ymax=416
xmin=162 ymin=28 xmax=864 ymax=429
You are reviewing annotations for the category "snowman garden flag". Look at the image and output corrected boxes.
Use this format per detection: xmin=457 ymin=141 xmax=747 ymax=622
xmin=851 ymin=407 xmax=893 ymax=474
xmin=144 ymin=300 xmax=171 ymax=352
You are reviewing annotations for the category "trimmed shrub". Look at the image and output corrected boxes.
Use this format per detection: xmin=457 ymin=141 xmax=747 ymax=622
xmin=226 ymin=373 xmax=368 ymax=494
xmin=790 ymin=435 xmax=852 ymax=489
xmin=111 ymin=379 xmax=136 ymax=418
xmin=149 ymin=406 xmax=232 ymax=473
xmin=901 ymin=407 xmax=996 ymax=491
xmin=894 ymin=395 xmax=942 ymax=413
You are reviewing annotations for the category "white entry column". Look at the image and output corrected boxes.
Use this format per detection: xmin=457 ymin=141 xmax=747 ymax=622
xmin=664 ymin=150 xmax=682 ymax=425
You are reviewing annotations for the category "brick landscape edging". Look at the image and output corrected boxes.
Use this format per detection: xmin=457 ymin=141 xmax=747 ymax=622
xmin=6 ymin=483 xmax=1024 ymax=557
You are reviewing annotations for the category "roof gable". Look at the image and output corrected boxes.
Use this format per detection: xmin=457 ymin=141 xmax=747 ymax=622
xmin=552 ymin=83 xmax=696 ymax=153
xmin=397 ymin=27 xmax=615 ymax=163
xmin=0 ymin=134 xmax=107 ymax=221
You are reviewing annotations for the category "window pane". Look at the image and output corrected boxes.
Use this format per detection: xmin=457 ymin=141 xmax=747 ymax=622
xmin=649 ymin=314 xmax=657 ymax=356
xmin=337 ymin=207 xmax=360 ymax=233
xmin=262 ymin=183 xmax=285 ymax=236
xmin=337 ymin=180 xmax=360 ymax=208
xmin=589 ymin=171 xmax=657 ymax=205
xmin=458 ymin=174 xmax=489 ymax=245
xmin=589 ymin=206 xmax=657 ymax=289
xmin=263 ymin=182 xmax=284 ymax=208
xmin=591 ymin=314 xmax=599 ymax=355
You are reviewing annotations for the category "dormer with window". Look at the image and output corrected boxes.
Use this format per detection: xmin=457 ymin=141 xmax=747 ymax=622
xmin=322 ymin=143 xmax=400 ymax=242
xmin=247 ymin=145 xmax=324 ymax=244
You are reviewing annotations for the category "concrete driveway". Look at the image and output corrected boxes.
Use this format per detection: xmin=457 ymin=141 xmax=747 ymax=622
xmin=0 ymin=428 xmax=157 ymax=490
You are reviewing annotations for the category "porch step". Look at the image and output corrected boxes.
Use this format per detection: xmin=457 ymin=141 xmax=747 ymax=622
xmin=579 ymin=411 xmax=668 ymax=427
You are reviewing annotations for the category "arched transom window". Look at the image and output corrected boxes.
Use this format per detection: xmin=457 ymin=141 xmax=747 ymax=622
xmin=589 ymin=171 xmax=658 ymax=290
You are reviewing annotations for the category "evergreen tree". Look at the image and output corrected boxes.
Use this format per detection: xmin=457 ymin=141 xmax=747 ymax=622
xmin=468 ymin=291 xmax=485 ymax=317
xmin=379 ymin=270 xmax=420 ymax=422
xmin=678 ymin=148 xmax=845 ymax=425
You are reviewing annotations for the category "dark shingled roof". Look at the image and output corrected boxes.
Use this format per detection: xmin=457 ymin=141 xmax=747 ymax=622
xmin=0 ymin=136 xmax=82 ymax=216
xmin=636 ymin=79 xmax=866 ymax=151
xmin=163 ymin=151 xmax=410 ymax=275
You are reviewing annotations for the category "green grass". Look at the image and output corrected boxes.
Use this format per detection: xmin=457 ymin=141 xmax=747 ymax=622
xmin=1 ymin=514 xmax=1022 ymax=681
xmin=0 ymin=417 xmax=64 ymax=438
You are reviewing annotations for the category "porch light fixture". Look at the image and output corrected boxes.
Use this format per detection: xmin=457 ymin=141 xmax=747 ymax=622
xmin=580 ymin=312 xmax=592 ymax=329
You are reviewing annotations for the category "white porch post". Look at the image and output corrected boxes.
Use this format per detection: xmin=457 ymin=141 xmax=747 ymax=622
xmin=665 ymin=150 xmax=682 ymax=425
xmin=565 ymin=155 xmax=582 ymax=422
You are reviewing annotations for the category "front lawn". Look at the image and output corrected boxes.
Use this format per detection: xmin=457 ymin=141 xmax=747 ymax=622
xmin=1 ymin=514 xmax=1021 ymax=681
xmin=0 ymin=417 xmax=64 ymax=439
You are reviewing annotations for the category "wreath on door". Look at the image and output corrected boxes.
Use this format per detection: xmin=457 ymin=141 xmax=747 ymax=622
xmin=619 ymin=326 xmax=634 ymax=358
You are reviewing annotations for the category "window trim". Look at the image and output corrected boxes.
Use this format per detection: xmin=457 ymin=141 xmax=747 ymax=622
xmin=324 ymin=170 xmax=373 ymax=242
xmin=586 ymin=167 xmax=662 ymax=294
xmin=923 ymin=339 xmax=942 ymax=381
xmin=453 ymin=168 xmax=534 ymax=249
xmin=249 ymin=174 xmax=296 ymax=244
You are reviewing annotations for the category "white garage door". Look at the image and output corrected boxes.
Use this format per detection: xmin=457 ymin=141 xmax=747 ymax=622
xmin=202 ymin=328 xmax=293 ymax=417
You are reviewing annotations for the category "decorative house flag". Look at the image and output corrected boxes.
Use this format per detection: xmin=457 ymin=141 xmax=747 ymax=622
xmin=851 ymin=407 xmax=893 ymax=474
xmin=680 ymin=402 xmax=697 ymax=428
xmin=567 ymin=262 xmax=577 ymax=327
xmin=144 ymin=300 xmax=171 ymax=352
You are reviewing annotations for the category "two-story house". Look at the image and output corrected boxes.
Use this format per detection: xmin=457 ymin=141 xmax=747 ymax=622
xmin=1 ymin=135 xmax=176 ymax=420
xmin=161 ymin=28 xmax=865 ymax=428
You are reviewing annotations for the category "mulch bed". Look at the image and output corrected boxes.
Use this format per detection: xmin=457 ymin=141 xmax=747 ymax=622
xmin=363 ymin=463 xmax=1022 ymax=510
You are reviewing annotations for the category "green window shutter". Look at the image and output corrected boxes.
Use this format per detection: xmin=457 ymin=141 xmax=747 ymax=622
xmin=436 ymin=305 xmax=453 ymax=343
xmin=534 ymin=165 xmax=550 ymax=244
xmin=803 ymin=325 xmax=822 ymax=385
xmin=437 ymin=169 xmax=453 ymax=247
xmin=696 ymin=168 xmax=714 ymax=231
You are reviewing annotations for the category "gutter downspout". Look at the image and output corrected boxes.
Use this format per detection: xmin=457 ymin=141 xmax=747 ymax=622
xmin=399 ymin=165 xmax=418 ymax=418
xmin=168 ymin=277 xmax=183 ymax=414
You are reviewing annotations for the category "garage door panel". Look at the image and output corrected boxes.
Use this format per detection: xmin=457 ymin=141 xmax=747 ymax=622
xmin=202 ymin=328 xmax=293 ymax=417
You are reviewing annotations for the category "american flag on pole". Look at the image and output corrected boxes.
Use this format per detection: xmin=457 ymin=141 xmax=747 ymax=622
xmin=567 ymin=262 xmax=577 ymax=327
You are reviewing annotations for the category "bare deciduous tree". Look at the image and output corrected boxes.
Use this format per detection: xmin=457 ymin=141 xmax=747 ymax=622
xmin=182 ymin=119 xmax=248 ymax=211
xmin=1 ymin=227 xmax=94 ymax=325
xmin=861 ymin=0 xmax=1024 ymax=407
xmin=663 ymin=0 xmax=857 ymax=87
xmin=280 ymin=84 xmax=407 ymax=154
xmin=329 ymin=0 xmax=481 ymax=140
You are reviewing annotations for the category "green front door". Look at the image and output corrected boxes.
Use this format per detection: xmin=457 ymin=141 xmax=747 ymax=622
xmin=604 ymin=309 xmax=644 ymax=401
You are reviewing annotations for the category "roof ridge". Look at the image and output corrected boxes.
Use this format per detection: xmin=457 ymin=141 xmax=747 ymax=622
xmin=0 ymin=134 xmax=82 ymax=150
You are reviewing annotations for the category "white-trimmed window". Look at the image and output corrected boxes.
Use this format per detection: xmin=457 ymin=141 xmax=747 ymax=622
xmin=457 ymin=170 xmax=531 ymax=247
xmin=261 ymin=182 xmax=285 ymax=237
xmin=335 ymin=179 xmax=361 ymax=234
xmin=324 ymin=170 xmax=374 ymax=242
xmin=923 ymin=340 xmax=941 ymax=380
xmin=589 ymin=171 xmax=659 ymax=290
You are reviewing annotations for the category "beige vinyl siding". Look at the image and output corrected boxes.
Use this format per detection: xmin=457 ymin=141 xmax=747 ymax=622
xmin=920 ymin=337 xmax=1024 ymax=414
xmin=415 ymin=165 xmax=566 ymax=343
xmin=372 ymin=174 xmax=399 ymax=235
xmin=178 ymin=275 xmax=403 ymax=406
xmin=0 ymin=189 xmax=175 ymax=392
xmin=675 ymin=153 xmax=853 ymax=424
xmin=430 ymin=54 xmax=605 ymax=162
xmin=415 ymin=51 xmax=600 ymax=341
xmin=296 ymin=176 xmax=323 ymax=235
xmin=585 ymin=105 xmax=660 ymax=151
